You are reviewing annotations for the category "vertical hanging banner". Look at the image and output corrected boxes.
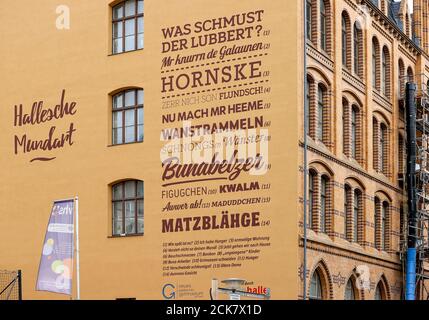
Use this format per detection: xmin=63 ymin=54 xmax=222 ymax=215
xmin=36 ymin=200 xmax=74 ymax=295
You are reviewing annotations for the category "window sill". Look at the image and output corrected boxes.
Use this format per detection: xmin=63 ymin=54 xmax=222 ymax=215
xmin=108 ymin=141 xmax=144 ymax=147
xmin=108 ymin=233 xmax=144 ymax=239
xmin=108 ymin=48 xmax=144 ymax=57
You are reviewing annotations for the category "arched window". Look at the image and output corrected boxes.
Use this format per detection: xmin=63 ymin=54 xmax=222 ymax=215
xmin=112 ymin=88 xmax=144 ymax=145
xmin=353 ymin=189 xmax=361 ymax=243
xmin=374 ymin=281 xmax=387 ymax=300
xmin=382 ymin=47 xmax=390 ymax=97
xmin=305 ymin=76 xmax=312 ymax=134
xmin=372 ymin=38 xmax=380 ymax=90
xmin=306 ymin=0 xmax=313 ymax=41
xmin=309 ymin=170 xmax=316 ymax=230
xmin=407 ymin=67 xmax=414 ymax=83
xmin=317 ymin=85 xmax=325 ymax=142
xmin=342 ymin=12 xmax=350 ymax=69
xmin=342 ymin=99 xmax=349 ymax=156
xmin=345 ymin=279 xmax=356 ymax=300
xmin=351 ymin=106 xmax=358 ymax=159
xmin=375 ymin=285 xmax=382 ymax=300
xmin=112 ymin=0 xmax=144 ymax=54
xmin=320 ymin=0 xmax=327 ymax=51
xmin=400 ymin=205 xmax=405 ymax=244
xmin=320 ymin=176 xmax=328 ymax=233
xmin=382 ymin=201 xmax=389 ymax=251
xmin=112 ymin=180 xmax=144 ymax=236
xmin=380 ymin=123 xmax=388 ymax=175
xmin=398 ymin=59 xmax=405 ymax=97
xmin=373 ymin=117 xmax=379 ymax=171
xmin=353 ymin=23 xmax=363 ymax=77
xmin=310 ymin=270 xmax=323 ymax=300
xmin=374 ymin=197 xmax=380 ymax=247
xmin=344 ymin=184 xmax=351 ymax=240
xmin=398 ymin=134 xmax=404 ymax=175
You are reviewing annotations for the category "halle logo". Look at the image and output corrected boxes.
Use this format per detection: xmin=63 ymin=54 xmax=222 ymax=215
xmin=56 ymin=5 xmax=70 ymax=30
xmin=162 ymin=283 xmax=176 ymax=300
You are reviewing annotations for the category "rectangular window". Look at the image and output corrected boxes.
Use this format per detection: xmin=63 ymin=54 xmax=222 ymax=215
xmin=112 ymin=0 xmax=144 ymax=54
xmin=112 ymin=180 xmax=144 ymax=236
xmin=112 ymin=89 xmax=144 ymax=145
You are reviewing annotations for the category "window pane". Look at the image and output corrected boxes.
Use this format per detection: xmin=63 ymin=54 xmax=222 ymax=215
xmin=137 ymin=17 xmax=144 ymax=33
xmin=125 ymin=0 xmax=136 ymax=16
xmin=138 ymin=0 xmax=144 ymax=14
xmin=137 ymin=181 xmax=144 ymax=197
xmin=113 ymin=111 xmax=123 ymax=129
xmin=137 ymin=108 xmax=144 ymax=141
xmin=113 ymin=94 xmax=123 ymax=109
xmin=113 ymin=202 xmax=123 ymax=235
xmin=125 ymin=35 xmax=136 ymax=51
xmin=125 ymin=126 xmax=136 ymax=143
xmin=137 ymin=108 xmax=143 ymax=125
xmin=113 ymin=38 xmax=123 ymax=54
xmin=125 ymin=91 xmax=135 ymax=107
xmin=125 ymin=109 xmax=135 ymax=126
xmin=113 ymin=184 xmax=123 ymax=200
xmin=125 ymin=200 xmax=136 ymax=234
xmin=137 ymin=125 xmax=144 ymax=142
xmin=113 ymin=22 xmax=123 ymax=38
xmin=113 ymin=128 xmax=123 ymax=145
xmin=125 ymin=19 xmax=135 ymax=36
xmin=137 ymin=33 xmax=144 ymax=49
xmin=137 ymin=199 xmax=144 ymax=234
xmin=113 ymin=5 xmax=124 ymax=19
xmin=137 ymin=90 xmax=144 ymax=105
xmin=125 ymin=181 xmax=136 ymax=198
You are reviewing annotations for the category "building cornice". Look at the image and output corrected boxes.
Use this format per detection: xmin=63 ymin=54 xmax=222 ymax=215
xmin=361 ymin=0 xmax=424 ymax=58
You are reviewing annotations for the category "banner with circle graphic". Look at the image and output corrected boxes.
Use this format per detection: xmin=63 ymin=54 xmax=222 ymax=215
xmin=36 ymin=200 xmax=74 ymax=295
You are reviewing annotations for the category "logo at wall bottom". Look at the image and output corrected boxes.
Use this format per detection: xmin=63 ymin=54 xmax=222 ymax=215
xmin=162 ymin=283 xmax=204 ymax=300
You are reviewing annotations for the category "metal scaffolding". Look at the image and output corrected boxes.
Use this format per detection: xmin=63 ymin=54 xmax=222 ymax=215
xmin=401 ymin=75 xmax=429 ymax=300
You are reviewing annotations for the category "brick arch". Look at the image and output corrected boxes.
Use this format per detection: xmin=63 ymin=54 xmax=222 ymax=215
xmin=343 ymin=90 xmax=363 ymax=108
xmin=344 ymin=176 xmax=365 ymax=192
xmin=374 ymin=190 xmax=392 ymax=203
xmin=307 ymin=66 xmax=331 ymax=88
xmin=309 ymin=160 xmax=334 ymax=177
xmin=373 ymin=110 xmax=390 ymax=127
xmin=308 ymin=259 xmax=334 ymax=300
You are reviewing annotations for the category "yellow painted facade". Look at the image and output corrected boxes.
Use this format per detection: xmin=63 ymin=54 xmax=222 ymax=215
xmin=0 ymin=0 xmax=301 ymax=300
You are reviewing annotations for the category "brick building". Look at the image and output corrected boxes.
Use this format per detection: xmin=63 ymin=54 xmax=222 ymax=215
xmin=300 ymin=0 xmax=429 ymax=300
